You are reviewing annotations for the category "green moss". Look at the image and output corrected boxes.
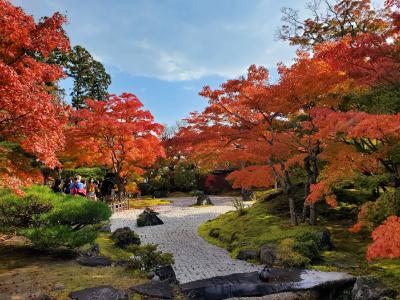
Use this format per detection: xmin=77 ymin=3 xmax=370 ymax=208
xmin=95 ymin=233 xmax=132 ymax=261
xmin=198 ymin=188 xmax=400 ymax=295
xmin=0 ymin=244 xmax=146 ymax=299
xmin=129 ymin=198 xmax=171 ymax=209
xmin=198 ymin=189 xmax=324 ymax=260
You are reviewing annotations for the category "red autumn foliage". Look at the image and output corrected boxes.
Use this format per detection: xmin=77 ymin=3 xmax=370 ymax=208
xmin=367 ymin=216 xmax=400 ymax=261
xmin=64 ymin=93 xmax=165 ymax=186
xmin=0 ymin=0 xmax=70 ymax=188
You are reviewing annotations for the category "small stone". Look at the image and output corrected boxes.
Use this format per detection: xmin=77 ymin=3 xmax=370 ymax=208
xmin=152 ymin=275 xmax=160 ymax=281
xmin=76 ymin=256 xmax=112 ymax=267
xmin=53 ymin=283 xmax=65 ymax=291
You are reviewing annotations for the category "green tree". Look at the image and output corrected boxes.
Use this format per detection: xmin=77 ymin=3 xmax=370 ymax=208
xmin=67 ymin=46 xmax=111 ymax=108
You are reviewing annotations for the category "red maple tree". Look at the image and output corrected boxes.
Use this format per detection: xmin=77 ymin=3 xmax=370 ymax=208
xmin=64 ymin=93 xmax=165 ymax=196
xmin=0 ymin=0 xmax=70 ymax=189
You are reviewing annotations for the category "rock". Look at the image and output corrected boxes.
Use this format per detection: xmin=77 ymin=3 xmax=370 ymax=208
xmin=236 ymin=291 xmax=320 ymax=299
xmin=69 ymin=285 xmax=128 ymax=300
xmin=155 ymin=265 xmax=178 ymax=283
xmin=76 ymin=255 xmax=112 ymax=267
xmin=351 ymin=276 xmax=397 ymax=300
xmin=137 ymin=208 xmax=164 ymax=227
xmin=53 ymin=283 xmax=65 ymax=291
xmin=99 ymin=224 xmax=111 ymax=233
xmin=181 ymin=270 xmax=355 ymax=300
xmin=319 ymin=229 xmax=334 ymax=251
xmin=83 ymin=243 xmax=100 ymax=257
xmin=32 ymin=294 xmax=54 ymax=300
xmin=259 ymin=267 xmax=272 ymax=282
xmin=111 ymin=227 xmax=140 ymax=248
xmin=130 ymin=281 xmax=174 ymax=299
xmin=152 ymin=275 xmax=160 ymax=281
xmin=209 ymin=228 xmax=220 ymax=238
xmin=260 ymin=244 xmax=276 ymax=267
xmin=237 ymin=249 xmax=259 ymax=261
xmin=113 ymin=260 xmax=131 ymax=267
xmin=196 ymin=194 xmax=213 ymax=206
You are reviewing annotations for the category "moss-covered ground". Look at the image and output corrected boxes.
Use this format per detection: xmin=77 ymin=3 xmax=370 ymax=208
xmin=198 ymin=188 xmax=400 ymax=294
xmin=0 ymin=234 xmax=149 ymax=299
xmin=128 ymin=197 xmax=171 ymax=209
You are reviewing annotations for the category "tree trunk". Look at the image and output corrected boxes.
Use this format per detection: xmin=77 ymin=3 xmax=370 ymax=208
xmin=303 ymin=141 xmax=321 ymax=225
xmin=116 ymin=175 xmax=125 ymax=200
xmin=288 ymin=193 xmax=298 ymax=226
xmin=309 ymin=203 xmax=316 ymax=225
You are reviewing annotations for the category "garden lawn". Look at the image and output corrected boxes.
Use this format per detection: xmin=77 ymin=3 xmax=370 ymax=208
xmin=198 ymin=189 xmax=400 ymax=293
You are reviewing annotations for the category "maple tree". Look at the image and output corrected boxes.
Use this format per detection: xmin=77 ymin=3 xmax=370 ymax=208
xmin=280 ymin=0 xmax=389 ymax=48
xmin=64 ymin=93 xmax=165 ymax=197
xmin=367 ymin=215 xmax=400 ymax=260
xmin=0 ymin=0 xmax=70 ymax=189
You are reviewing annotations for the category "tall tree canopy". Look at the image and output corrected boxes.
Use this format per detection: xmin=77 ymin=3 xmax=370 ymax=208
xmin=0 ymin=0 xmax=70 ymax=188
xmin=64 ymin=93 xmax=165 ymax=194
xmin=55 ymin=45 xmax=111 ymax=109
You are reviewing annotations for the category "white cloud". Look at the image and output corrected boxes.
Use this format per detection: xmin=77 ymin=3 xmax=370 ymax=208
xmin=13 ymin=0 xmax=305 ymax=81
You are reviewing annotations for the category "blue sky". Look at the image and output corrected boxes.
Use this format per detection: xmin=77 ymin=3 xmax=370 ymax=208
xmin=13 ymin=0 xmax=316 ymax=125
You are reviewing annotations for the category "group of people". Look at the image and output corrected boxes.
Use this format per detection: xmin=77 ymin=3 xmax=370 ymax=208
xmin=52 ymin=175 xmax=100 ymax=201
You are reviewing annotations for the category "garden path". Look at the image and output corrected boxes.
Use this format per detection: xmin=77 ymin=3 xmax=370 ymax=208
xmin=110 ymin=196 xmax=261 ymax=283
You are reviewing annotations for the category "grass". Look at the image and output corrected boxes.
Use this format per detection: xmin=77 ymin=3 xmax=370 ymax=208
xmin=128 ymin=197 xmax=171 ymax=209
xmin=198 ymin=187 xmax=400 ymax=295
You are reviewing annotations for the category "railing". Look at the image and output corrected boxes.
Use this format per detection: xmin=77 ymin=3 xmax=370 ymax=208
xmin=107 ymin=199 xmax=130 ymax=213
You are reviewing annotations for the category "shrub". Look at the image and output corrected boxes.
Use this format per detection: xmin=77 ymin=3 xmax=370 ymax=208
xmin=128 ymin=244 xmax=174 ymax=271
xmin=278 ymin=238 xmax=310 ymax=268
xmin=364 ymin=190 xmax=400 ymax=225
xmin=293 ymin=232 xmax=322 ymax=261
xmin=232 ymin=197 xmax=246 ymax=215
xmin=111 ymin=227 xmax=141 ymax=248
xmin=0 ymin=185 xmax=111 ymax=249
xmin=43 ymin=198 xmax=111 ymax=228
xmin=0 ymin=193 xmax=52 ymax=228
xmin=22 ymin=225 xmax=97 ymax=249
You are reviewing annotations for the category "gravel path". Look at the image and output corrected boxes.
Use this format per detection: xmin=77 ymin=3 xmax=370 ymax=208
xmin=110 ymin=196 xmax=261 ymax=283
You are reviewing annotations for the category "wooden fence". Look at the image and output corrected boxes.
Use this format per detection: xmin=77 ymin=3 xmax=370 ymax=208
xmin=107 ymin=199 xmax=130 ymax=213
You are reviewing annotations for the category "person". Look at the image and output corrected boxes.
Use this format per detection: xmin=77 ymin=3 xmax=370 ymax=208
xmin=87 ymin=177 xmax=98 ymax=201
xmin=69 ymin=175 xmax=86 ymax=196
xmin=63 ymin=178 xmax=72 ymax=194
xmin=51 ymin=178 xmax=63 ymax=193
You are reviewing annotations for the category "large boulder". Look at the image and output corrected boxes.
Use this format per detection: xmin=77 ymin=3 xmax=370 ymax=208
xmin=260 ymin=244 xmax=276 ymax=267
xmin=319 ymin=229 xmax=334 ymax=251
xmin=237 ymin=249 xmax=259 ymax=261
xmin=69 ymin=285 xmax=128 ymax=300
xmin=76 ymin=255 xmax=112 ymax=267
xmin=111 ymin=227 xmax=140 ymax=248
xmin=129 ymin=281 xmax=174 ymax=299
xmin=137 ymin=208 xmax=164 ymax=227
xmin=155 ymin=265 xmax=178 ymax=284
xmin=80 ymin=244 xmax=100 ymax=257
xmin=196 ymin=194 xmax=213 ymax=206
xmin=351 ymin=276 xmax=397 ymax=300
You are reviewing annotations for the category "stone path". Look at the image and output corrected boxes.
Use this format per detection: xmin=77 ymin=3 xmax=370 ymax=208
xmin=110 ymin=196 xmax=261 ymax=283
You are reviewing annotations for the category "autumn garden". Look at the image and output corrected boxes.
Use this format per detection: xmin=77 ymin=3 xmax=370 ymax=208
xmin=1 ymin=0 xmax=400 ymax=299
